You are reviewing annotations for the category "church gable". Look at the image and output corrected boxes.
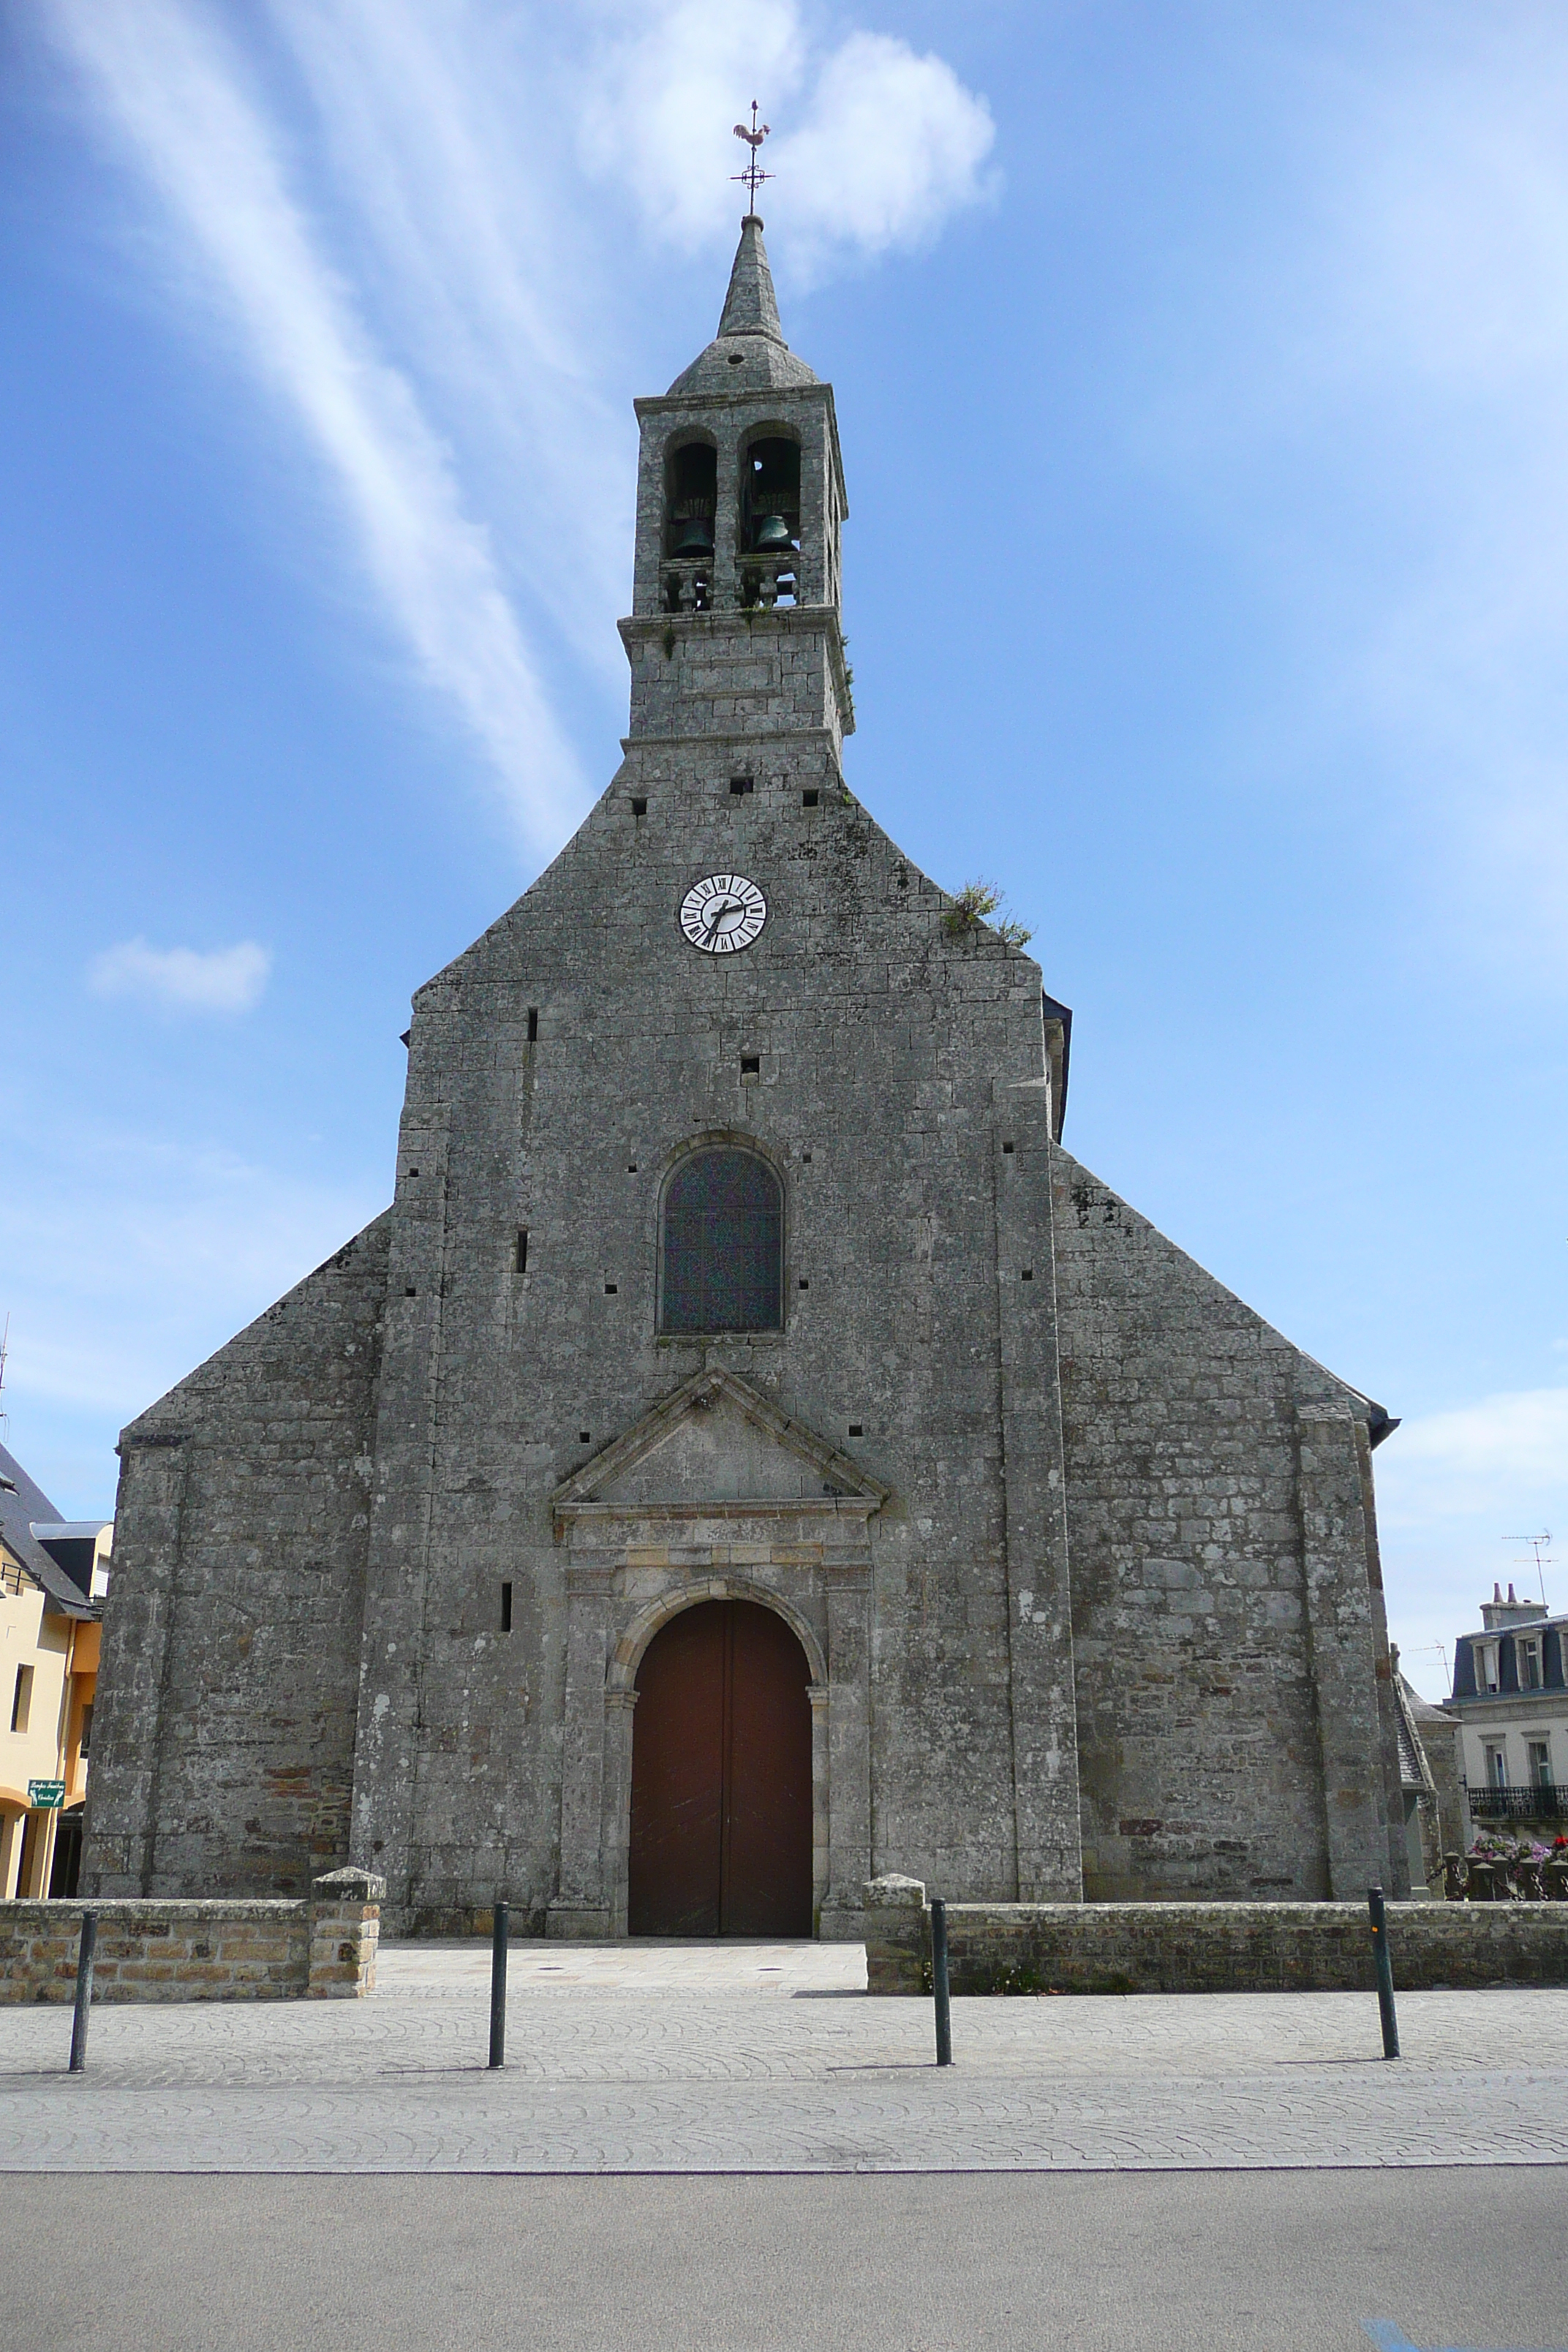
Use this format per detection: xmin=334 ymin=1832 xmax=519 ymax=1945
xmin=551 ymin=1368 xmax=888 ymax=1524
xmin=119 ymin=1211 xmax=392 ymax=1442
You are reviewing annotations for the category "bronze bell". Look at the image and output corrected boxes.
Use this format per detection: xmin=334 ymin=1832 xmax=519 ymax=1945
xmin=671 ymin=514 xmax=714 ymax=557
xmin=753 ymin=513 xmax=794 ymax=553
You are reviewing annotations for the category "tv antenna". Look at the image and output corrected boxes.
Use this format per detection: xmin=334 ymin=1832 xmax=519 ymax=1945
xmin=1502 ymin=1530 xmax=1553 ymax=1608
xmin=731 ymin=102 xmax=773 ymax=214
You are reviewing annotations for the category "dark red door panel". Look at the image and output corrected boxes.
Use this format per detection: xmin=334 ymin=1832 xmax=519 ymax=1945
xmin=627 ymin=1602 xmax=725 ymax=1934
xmin=723 ymin=1602 xmax=813 ymax=1935
xmin=627 ymin=1600 xmax=812 ymax=1937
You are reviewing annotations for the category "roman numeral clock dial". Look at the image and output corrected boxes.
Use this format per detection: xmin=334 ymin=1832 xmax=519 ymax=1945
xmin=679 ymin=872 xmax=768 ymax=954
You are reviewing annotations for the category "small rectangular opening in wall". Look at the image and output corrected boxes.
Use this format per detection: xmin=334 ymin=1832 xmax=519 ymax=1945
xmin=630 ymin=796 xmax=647 ymax=816
xmin=1022 ymin=1268 xmax=1034 ymax=1281
xmin=801 ymin=788 xmax=818 ymax=807
xmin=848 ymin=1424 xmax=863 ymax=1438
xmin=404 ymin=1286 xmax=417 ymax=1299
xmin=515 ymin=1229 xmax=529 ymax=1274
xmin=500 ymin=1582 xmax=513 ymax=1634
xmin=740 ymin=1055 xmax=760 ymax=1076
xmin=802 ymin=1150 xmax=813 ymax=1164
xmin=729 ymin=775 xmax=754 ymax=796
xmin=1002 ymin=1142 xmax=1014 ymax=1155
xmin=527 ymin=1007 xmax=538 ymax=1042
xmin=578 ymin=1431 xmax=591 ymax=1445
xmin=627 ymin=1162 xmax=638 ymax=1173
xmin=11 ymin=1666 xmax=32 ymax=1733
xmin=798 ymin=1278 xmax=810 ymax=1291
xmin=604 ymin=1282 xmax=618 ymax=1294
xmin=407 ymin=1166 xmax=420 ymax=1177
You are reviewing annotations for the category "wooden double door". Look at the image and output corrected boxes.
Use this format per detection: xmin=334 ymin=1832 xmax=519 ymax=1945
xmin=627 ymin=1599 xmax=813 ymax=1937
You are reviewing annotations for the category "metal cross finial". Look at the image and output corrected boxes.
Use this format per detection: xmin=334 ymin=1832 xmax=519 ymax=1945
xmin=731 ymin=101 xmax=772 ymax=214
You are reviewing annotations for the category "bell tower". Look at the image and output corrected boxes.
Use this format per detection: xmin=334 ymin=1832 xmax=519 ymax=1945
xmin=620 ymin=214 xmax=853 ymax=797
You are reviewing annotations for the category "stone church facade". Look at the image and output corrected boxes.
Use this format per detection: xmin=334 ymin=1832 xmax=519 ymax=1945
xmin=84 ymin=220 xmax=1409 ymax=1933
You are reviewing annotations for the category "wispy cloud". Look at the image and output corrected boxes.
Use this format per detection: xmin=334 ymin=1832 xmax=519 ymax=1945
xmin=45 ymin=0 xmax=590 ymax=852
xmin=1140 ymin=23 xmax=1568 ymax=987
xmin=0 ymin=1120 xmax=380 ymax=1433
xmin=1376 ymin=1384 xmax=1568 ymax=1700
xmin=87 ymin=938 xmax=273 ymax=1015
xmin=43 ymin=1 xmax=995 ymax=846
xmin=1377 ymin=1387 xmax=1568 ymax=1528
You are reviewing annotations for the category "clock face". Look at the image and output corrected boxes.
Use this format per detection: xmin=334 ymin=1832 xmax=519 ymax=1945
xmin=679 ymin=872 xmax=768 ymax=954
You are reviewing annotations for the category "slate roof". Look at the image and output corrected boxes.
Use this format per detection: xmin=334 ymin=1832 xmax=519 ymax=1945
xmin=0 ymin=1440 xmax=101 ymax=1618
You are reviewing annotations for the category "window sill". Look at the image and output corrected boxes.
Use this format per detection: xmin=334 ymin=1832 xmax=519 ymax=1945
xmin=655 ymin=1329 xmax=786 ymax=1346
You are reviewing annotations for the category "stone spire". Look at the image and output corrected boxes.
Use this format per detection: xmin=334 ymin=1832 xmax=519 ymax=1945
xmin=665 ymin=216 xmax=818 ymax=397
xmin=717 ymin=216 xmax=785 ymax=344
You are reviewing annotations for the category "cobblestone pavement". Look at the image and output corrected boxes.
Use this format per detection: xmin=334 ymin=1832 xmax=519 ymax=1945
xmin=3 ymin=1941 xmax=1566 ymax=2174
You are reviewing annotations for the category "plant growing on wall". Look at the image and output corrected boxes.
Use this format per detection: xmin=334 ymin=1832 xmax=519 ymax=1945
xmin=942 ymin=878 xmax=1033 ymax=949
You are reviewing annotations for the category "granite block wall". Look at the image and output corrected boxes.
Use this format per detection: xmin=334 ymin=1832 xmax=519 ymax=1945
xmin=84 ymin=1219 xmax=390 ymax=1899
xmin=1052 ymin=1153 xmax=1403 ymax=1902
xmin=864 ymin=1880 xmax=1568 ymax=1995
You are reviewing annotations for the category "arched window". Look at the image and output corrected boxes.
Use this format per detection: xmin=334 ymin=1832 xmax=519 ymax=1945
xmin=660 ymin=1149 xmax=783 ymax=1333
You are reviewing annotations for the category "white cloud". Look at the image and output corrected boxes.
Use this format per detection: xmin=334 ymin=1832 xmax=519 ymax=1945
xmin=44 ymin=0 xmax=589 ymax=852
xmin=777 ymin=32 xmax=997 ymax=274
xmin=87 ymin=938 xmax=273 ymax=1015
xmin=576 ymin=1 xmax=995 ymax=271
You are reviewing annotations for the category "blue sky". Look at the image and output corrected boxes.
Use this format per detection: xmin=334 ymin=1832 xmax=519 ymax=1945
xmin=4 ymin=1 xmax=1567 ymax=1700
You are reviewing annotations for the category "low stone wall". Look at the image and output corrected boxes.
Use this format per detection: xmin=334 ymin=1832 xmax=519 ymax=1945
xmin=863 ymin=1876 xmax=1568 ymax=1996
xmin=0 ymin=1867 xmax=383 ymax=2005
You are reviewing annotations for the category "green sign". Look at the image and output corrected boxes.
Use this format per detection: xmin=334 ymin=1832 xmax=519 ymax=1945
xmin=27 ymin=1781 xmax=64 ymax=1810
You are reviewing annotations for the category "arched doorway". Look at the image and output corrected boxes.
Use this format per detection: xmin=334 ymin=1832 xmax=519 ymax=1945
xmin=628 ymin=1599 xmax=813 ymax=1936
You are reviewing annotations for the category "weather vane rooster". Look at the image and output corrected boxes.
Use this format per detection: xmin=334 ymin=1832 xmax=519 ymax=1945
xmin=731 ymin=101 xmax=773 ymax=212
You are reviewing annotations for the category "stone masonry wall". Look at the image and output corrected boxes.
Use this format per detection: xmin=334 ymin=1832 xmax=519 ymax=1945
xmin=85 ymin=1219 xmax=390 ymax=1899
xmin=350 ymin=761 xmax=1079 ymax=1929
xmin=1051 ymin=1152 xmax=1403 ymax=1903
xmin=864 ymin=1880 xmax=1568 ymax=1996
xmin=0 ymin=1869 xmax=382 ymax=2004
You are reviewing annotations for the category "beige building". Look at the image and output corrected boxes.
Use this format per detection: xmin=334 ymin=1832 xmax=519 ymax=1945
xmin=1 ymin=1442 xmax=107 ymax=1899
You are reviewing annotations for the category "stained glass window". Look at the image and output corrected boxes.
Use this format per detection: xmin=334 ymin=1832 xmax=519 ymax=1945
xmin=661 ymin=1150 xmax=783 ymax=1333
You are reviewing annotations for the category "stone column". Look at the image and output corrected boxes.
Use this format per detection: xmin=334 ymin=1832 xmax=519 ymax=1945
xmin=1297 ymin=1401 xmax=1406 ymax=1898
xmin=308 ymin=1866 xmax=385 ymax=1997
xmin=600 ymin=1688 xmax=639 ymax=1937
xmin=807 ymin=1683 xmax=830 ymax=1925
xmin=548 ymin=1560 xmax=617 ymax=1937
xmin=821 ymin=1569 xmax=872 ymax=1934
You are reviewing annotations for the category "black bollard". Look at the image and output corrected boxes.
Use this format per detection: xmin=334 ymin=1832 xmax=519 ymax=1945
xmin=489 ymin=1899 xmax=508 ymax=2070
xmin=1368 ymin=1884 xmax=1399 ymax=2060
xmin=68 ymin=1909 xmax=98 ymax=2074
xmin=930 ymin=1896 xmax=952 ymax=2068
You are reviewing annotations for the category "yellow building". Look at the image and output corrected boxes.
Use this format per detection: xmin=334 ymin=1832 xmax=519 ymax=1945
xmin=0 ymin=1443 xmax=107 ymax=1899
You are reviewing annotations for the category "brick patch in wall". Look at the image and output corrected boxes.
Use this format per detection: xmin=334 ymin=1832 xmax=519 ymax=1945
xmin=0 ymin=1868 xmax=383 ymax=2004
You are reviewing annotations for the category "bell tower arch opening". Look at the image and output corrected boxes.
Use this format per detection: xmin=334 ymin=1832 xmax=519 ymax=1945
xmin=663 ymin=437 xmax=717 ymax=612
xmin=627 ymin=1598 xmax=813 ymax=1937
xmin=741 ymin=431 xmax=800 ymax=607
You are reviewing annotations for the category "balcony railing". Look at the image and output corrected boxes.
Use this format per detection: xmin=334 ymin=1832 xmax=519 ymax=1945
xmin=1466 ymin=1784 xmax=1568 ymax=1822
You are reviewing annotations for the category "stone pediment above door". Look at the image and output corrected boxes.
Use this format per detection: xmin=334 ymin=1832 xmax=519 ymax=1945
xmin=550 ymin=1368 xmax=890 ymax=1533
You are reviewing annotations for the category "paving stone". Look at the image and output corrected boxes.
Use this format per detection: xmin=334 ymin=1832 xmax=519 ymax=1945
xmin=1 ymin=1942 xmax=1564 ymax=2175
